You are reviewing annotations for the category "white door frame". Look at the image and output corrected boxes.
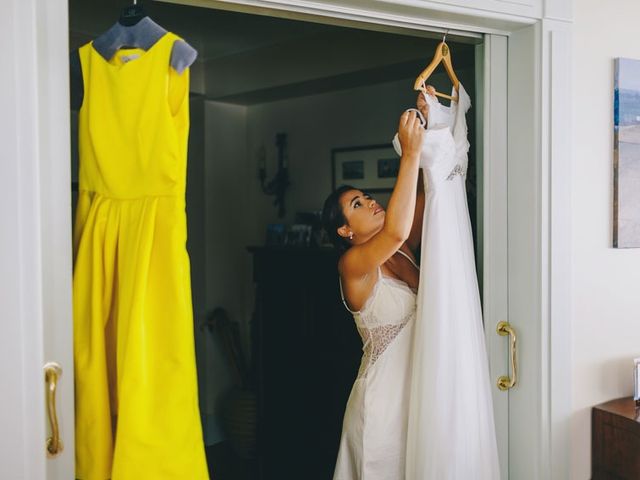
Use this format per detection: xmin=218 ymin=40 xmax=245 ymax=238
xmin=1 ymin=0 xmax=572 ymax=478
xmin=481 ymin=32 xmax=509 ymax=480
xmin=1 ymin=0 xmax=75 ymax=478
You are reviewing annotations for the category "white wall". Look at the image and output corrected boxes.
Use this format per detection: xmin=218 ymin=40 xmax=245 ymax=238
xmin=195 ymin=101 xmax=249 ymax=445
xmin=203 ymin=101 xmax=250 ymax=334
xmin=572 ymin=1 xmax=640 ymax=478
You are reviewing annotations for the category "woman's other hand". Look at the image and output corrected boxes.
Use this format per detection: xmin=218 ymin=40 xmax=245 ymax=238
xmin=416 ymin=85 xmax=436 ymax=120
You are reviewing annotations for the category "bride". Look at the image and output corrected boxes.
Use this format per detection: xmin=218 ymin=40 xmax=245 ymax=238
xmin=322 ymin=105 xmax=427 ymax=479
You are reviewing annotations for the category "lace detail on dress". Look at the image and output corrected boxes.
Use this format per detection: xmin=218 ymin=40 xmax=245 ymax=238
xmin=446 ymin=163 xmax=466 ymax=180
xmin=356 ymin=312 xmax=413 ymax=379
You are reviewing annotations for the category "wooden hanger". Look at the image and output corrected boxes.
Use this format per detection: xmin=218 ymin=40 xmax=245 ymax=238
xmin=413 ymin=31 xmax=460 ymax=102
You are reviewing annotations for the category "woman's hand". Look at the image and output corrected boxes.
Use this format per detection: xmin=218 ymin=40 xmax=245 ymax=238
xmin=398 ymin=110 xmax=425 ymax=159
xmin=416 ymin=85 xmax=436 ymax=120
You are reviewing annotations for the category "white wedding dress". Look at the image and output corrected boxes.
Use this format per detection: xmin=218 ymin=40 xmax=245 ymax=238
xmin=393 ymin=84 xmax=500 ymax=480
xmin=333 ymin=250 xmax=419 ymax=480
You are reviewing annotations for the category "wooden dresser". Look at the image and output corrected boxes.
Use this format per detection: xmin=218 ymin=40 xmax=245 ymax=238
xmin=592 ymin=397 xmax=640 ymax=479
xmin=248 ymin=246 xmax=362 ymax=480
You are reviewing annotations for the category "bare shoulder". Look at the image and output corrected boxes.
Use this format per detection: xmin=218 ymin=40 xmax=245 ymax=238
xmin=338 ymin=247 xmax=374 ymax=280
xmin=338 ymin=250 xmax=379 ymax=311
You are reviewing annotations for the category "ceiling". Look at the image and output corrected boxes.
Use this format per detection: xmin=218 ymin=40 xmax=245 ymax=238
xmin=68 ymin=0 xmax=477 ymax=104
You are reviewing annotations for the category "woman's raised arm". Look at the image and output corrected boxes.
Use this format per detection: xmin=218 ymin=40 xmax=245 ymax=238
xmin=341 ymin=111 xmax=424 ymax=280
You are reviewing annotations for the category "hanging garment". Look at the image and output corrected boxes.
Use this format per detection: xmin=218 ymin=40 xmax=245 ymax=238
xmin=73 ymin=31 xmax=209 ymax=480
xmin=393 ymin=84 xmax=500 ymax=479
xmin=333 ymin=250 xmax=418 ymax=480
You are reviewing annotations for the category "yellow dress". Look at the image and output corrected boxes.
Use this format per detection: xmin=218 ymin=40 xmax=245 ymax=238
xmin=73 ymin=32 xmax=209 ymax=480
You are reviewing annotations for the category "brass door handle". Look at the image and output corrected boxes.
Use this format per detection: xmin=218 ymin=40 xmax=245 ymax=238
xmin=44 ymin=362 xmax=63 ymax=457
xmin=496 ymin=321 xmax=517 ymax=391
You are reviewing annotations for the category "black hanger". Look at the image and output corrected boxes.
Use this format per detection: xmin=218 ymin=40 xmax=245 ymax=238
xmin=119 ymin=2 xmax=147 ymax=27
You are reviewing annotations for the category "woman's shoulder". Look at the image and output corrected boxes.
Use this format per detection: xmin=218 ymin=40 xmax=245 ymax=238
xmin=337 ymin=249 xmax=350 ymax=276
xmin=338 ymin=249 xmax=378 ymax=283
xmin=338 ymin=248 xmax=369 ymax=278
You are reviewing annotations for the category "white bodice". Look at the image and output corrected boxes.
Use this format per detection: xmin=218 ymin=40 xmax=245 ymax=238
xmin=339 ymin=251 xmax=418 ymax=379
xmin=351 ymin=273 xmax=417 ymax=378
xmin=392 ymin=84 xmax=471 ymax=191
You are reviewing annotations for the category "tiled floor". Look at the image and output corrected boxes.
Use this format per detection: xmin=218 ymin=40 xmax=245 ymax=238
xmin=206 ymin=441 xmax=256 ymax=480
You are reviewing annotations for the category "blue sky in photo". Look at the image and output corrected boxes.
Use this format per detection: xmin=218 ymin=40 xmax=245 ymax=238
xmin=617 ymin=58 xmax=640 ymax=92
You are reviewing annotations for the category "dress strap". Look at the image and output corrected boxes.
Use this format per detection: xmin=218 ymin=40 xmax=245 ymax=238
xmin=396 ymin=249 xmax=420 ymax=270
xmin=338 ymin=276 xmax=359 ymax=314
xmin=338 ymin=267 xmax=382 ymax=314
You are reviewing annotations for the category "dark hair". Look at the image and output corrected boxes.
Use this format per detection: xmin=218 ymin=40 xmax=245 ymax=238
xmin=322 ymin=185 xmax=356 ymax=253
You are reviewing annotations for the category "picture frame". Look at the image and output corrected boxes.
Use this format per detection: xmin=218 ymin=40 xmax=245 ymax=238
xmin=614 ymin=57 xmax=640 ymax=248
xmin=331 ymin=143 xmax=399 ymax=193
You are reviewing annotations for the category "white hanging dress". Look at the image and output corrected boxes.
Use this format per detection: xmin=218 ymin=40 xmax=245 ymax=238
xmin=392 ymin=84 xmax=500 ymax=480
xmin=333 ymin=250 xmax=419 ymax=480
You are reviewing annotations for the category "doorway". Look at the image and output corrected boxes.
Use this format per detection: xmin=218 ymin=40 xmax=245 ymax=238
xmin=68 ymin=2 xmax=488 ymax=478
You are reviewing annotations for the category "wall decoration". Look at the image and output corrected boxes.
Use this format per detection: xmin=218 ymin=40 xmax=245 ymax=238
xmin=332 ymin=144 xmax=399 ymax=192
xmin=614 ymin=57 xmax=640 ymax=248
xmin=258 ymin=133 xmax=290 ymax=218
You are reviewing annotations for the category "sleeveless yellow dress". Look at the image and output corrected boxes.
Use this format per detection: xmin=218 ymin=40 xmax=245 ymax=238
xmin=73 ymin=32 xmax=209 ymax=479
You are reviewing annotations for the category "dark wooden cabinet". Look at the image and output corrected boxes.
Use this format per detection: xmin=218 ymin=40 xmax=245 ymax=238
xmin=248 ymin=247 xmax=362 ymax=480
xmin=592 ymin=397 xmax=640 ymax=479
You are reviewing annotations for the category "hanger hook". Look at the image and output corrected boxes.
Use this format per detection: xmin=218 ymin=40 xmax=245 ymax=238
xmin=442 ymin=29 xmax=449 ymax=44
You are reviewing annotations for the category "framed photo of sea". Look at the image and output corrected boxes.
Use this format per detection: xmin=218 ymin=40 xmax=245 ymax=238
xmin=614 ymin=57 xmax=640 ymax=248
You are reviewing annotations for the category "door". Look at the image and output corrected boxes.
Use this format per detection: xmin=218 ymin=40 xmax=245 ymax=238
xmin=478 ymin=33 xmax=510 ymax=479
xmin=0 ymin=0 xmax=75 ymax=478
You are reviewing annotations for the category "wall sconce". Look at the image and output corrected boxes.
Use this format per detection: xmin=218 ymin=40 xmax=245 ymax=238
xmin=258 ymin=132 xmax=290 ymax=218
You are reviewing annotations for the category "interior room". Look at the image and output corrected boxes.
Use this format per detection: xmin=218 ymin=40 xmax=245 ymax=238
xmin=68 ymin=1 xmax=481 ymax=478
xmin=12 ymin=0 xmax=640 ymax=479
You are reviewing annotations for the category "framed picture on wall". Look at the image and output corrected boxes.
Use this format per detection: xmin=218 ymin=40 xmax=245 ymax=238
xmin=331 ymin=144 xmax=399 ymax=193
xmin=614 ymin=57 xmax=640 ymax=248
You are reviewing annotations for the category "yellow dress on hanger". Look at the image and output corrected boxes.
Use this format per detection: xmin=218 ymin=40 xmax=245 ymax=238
xmin=73 ymin=31 xmax=209 ymax=480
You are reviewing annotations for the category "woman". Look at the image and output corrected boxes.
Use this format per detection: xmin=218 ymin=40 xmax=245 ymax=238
xmin=322 ymin=104 xmax=428 ymax=479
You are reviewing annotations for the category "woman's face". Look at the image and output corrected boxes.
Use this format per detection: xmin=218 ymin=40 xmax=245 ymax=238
xmin=337 ymin=189 xmax=385 ymax=244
